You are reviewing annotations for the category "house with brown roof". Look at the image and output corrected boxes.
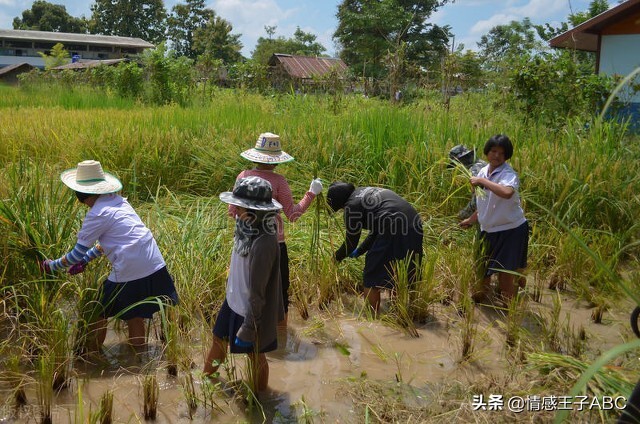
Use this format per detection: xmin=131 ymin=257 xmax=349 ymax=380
xmin=0 ymin=62 xmax=35 ymax=84
xmin=549 ymin=0 xmax=640 ymax=129
xmin=268 ymin=53 xmax=349 ymax=90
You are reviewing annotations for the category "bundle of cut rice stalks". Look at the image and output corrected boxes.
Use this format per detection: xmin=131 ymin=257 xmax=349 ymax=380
xmin=528 ymin=352 xmax=634 ymax=397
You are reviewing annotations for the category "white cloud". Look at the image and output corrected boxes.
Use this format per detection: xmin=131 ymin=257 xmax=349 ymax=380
xmin=430 ymin=8 xmax=447 ymax=26
xmin=469 ymin=0 xmax=568 ymax=37
xmin=470 ymin=13 xmax=520 ymax=36
xmin=212 ymin=0 xmax=296 ymax=40
xmin=509 ymin=0 xmax=566 ymax=20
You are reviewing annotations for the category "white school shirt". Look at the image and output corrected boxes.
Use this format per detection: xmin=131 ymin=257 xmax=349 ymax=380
xmin=76 ymin=194 xmax=165 ymax=282
xmin=476 ymin=162 xmax=527 ymax=233
xmin=226 ymin=247 xmax=251 ymax=317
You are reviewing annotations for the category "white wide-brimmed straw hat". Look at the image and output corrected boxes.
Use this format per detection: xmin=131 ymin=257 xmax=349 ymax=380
xmin=240 ymin=132 xmax=294 ymax=164
xmin=220 ymin=176 xmax=283 ymax=211
xmin=60 ymin=160 xmax=122 ymax=194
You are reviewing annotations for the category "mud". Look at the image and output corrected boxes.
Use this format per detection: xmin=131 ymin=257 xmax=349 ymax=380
xmin=0 ymin=289 xmax=634 ymax=423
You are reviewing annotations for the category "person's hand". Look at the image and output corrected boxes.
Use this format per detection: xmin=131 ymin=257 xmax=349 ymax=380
xmin=234 ymin=336 xmax=253 ymax=348
xmin=469 ymin=176 xmax=485 ymax=187
xmin=309 ymin=178 xmax=323 ymax=195
xmin=459 ymin=219 xmax=473 ymax=229
xmin=40 ymin=259 xmax=53 ymax=275
xmin=68 ymin=261 xmax=87 ymax=275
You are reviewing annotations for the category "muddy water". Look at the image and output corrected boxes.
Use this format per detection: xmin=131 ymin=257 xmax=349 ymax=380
xmin=2 ymin=291 xmax=633 ymax=423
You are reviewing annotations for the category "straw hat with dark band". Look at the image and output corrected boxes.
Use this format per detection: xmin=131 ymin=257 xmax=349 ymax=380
xmin=60 ymin=160 xmax=122 ymax=194
xmin=219 ymin=176 xmax=283 ymax=211
xmin=240 ymin=132 xmax=294 ymax=164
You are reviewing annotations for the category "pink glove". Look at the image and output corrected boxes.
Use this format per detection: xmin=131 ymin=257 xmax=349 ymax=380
xmin=40 ymin=259 xmax=53 ymax=274
xmin=68 ymin=262 xmax=86 ymax=275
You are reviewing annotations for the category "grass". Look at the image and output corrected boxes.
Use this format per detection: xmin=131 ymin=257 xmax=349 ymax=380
xmin=0 ymin=83 xmax=639 ymax=420
xmin=142 ymin=373 xmax=159 ymax=420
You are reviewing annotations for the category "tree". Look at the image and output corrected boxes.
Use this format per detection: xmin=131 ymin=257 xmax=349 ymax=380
xmin=252 ymin=26 xmax=326 ymax=64
xmin=13 ymin=0 xmax=87 ymax=33
xmin=192 ymin=15 xmax=243 ymax=64
xmin=39 ymin=42 xmax=70 ymax=69
xmin=535 ymin=0 xmax=608 ymax=41
xmin=477 ymin=18 xmax=542 ymax=73
xmin=89 ymin=0 xmax=167 ymax=44
xmin=167 ymin=0 xmax=214 ymax=58
xmin=568 ymin=0 xmax=609 ymax=26
xmin=333 ymin=0 xmax=451 ymax=82
xmin=535 ymin=0 xmax=609 ymax=72
xmin=452 ymin=49 xmax=484 ymax=90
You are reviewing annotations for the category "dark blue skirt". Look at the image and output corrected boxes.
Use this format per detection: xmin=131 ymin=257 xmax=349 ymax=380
xmin=363 ymin=231 xmax=423 ymax=289
xmin=480 ymin=221 xmax=529 ymax=276
xmin=101 ymin=266 xmax=179 ymax=320
xmin=213 ymin=299 xmax=277 ymax=354
xmin=279 ymin=242 xmax=290 ymax=313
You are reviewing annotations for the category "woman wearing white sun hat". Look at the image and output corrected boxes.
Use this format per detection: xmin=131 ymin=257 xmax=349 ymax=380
xmin=230 ymin=132 xmax=322 ymax=326
xmin=41 ymin=160 xmax=179 ymax=351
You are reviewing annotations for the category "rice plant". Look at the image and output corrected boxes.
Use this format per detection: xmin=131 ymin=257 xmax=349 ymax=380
xmin=142 ymin=373 xmax=159 ymax=420
xmin=529 ymin=351 xmax=635 ymax=421
xmin=457 ymin=263 xmax=478 ymax=362
xmin=531 ymin=271 xmax=544 ymax=303
xmin=502 ymin=291 xmax=528 ymax=349
xmin=0 ymin=344 xmax=27 ymax=411
xmin=295 ymin=395 xmax=320 ymax=423
xmin=36 ymin=349 xmax=55 ymax=424
xmin=180 ymin=371 xmax=197 ymax=419
xmin=156 ymin=301 xmax=180 ymax=377
xmin=200 ymin=374 xmax=225 ymax=416
xmin=98 ymin=390 xmax=114 ymax=424
xmin=384 ymin=256 xmax=420 ymax=338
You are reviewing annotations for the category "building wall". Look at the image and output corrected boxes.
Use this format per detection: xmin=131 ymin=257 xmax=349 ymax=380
xmin=0 ymin=55 xmax=46 ymax=68
xmin=0 ymin=40 xmax=145 ymax=68
xmin=599 ymin=34 xmax=640 ymax=103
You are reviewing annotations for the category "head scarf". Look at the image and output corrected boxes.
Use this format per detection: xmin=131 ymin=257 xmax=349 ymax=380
xmin=233 ymin=211 xmax=277 ymax=256
xmin=326 ymin=181 xmax=355 ymax=212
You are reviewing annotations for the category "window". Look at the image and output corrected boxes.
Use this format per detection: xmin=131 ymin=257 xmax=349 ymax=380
xmin=91 ymin=45 xmax=113 ymax=53
xmin=34 ymin=42 xmax=56 ymax=49
xmin=66 ymin=44 xmax=87 ymax=51
xmin=6 ymin=40 xmax=32 ymax=48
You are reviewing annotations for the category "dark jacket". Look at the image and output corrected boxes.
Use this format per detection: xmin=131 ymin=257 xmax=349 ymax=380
xmin=236 ymin=232 xmax=284 ymax=349
xmin=334 ymin=187 xmax=422 ymax=261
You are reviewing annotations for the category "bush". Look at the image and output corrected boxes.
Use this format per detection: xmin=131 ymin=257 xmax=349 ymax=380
xmin=143 ymin=43 xmax=195 ymax=106
xmin=113 ymin=62 xmax=144 ymax=99
xmin=509 ymin=52 xmax=615 ymax=125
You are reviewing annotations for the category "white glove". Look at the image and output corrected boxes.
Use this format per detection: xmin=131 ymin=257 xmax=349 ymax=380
xmin=309 ymin=178 xmax=323 ymax=195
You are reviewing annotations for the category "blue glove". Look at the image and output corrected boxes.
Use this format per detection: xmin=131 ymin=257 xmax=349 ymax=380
xmin=349 ymin=248 xmax=359 ymax=258
xmin=234 ymin=336 xmax=253 ymax=348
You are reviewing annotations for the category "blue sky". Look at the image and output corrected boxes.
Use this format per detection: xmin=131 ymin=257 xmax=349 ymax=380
xmin=0 ymin=0 xmax=595 ymax=56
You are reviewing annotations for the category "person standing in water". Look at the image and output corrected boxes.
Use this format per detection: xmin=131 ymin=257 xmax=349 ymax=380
xmin=229 ymin=132 xmax=322 ymax=326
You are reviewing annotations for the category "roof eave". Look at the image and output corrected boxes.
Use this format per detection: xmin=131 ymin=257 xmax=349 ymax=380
xmin=549 ymin=0 xmax=640 ymax=51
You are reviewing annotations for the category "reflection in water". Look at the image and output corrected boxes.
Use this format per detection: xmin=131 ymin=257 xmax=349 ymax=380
xmin=2 ymin=310 xmax=504 ymax=423
xmin=268 ymin=327 xmax=318 ymax=362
